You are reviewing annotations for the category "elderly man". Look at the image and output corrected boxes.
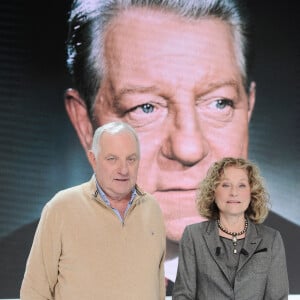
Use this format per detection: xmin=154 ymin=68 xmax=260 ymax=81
xmin=20 ymin=121 xmax=166 ymax=299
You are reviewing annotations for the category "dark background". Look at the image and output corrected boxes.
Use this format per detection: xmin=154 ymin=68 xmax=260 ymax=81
xmin=0 ymin=0 xmax=299 ymax=297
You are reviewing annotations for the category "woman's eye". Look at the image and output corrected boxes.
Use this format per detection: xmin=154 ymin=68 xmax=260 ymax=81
xmin=215 ymin=99 xmax=234 ymax=109
xmin=222 ymin=183 xmax=230 ymax=187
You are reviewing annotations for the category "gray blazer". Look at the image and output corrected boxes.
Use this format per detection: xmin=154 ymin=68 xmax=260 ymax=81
xmin=173 ymin=220 xmax=289 ymax=300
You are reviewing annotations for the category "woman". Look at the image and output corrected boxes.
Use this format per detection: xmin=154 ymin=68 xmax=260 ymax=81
xmin=173 ymin=157 xmax=289 ymax=299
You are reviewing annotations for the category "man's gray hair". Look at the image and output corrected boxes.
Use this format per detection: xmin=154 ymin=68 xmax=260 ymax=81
xmin=67 ymin=0 xmax=253 ymax=116
xmin=91 ymin=121 xmax=140 ymax=156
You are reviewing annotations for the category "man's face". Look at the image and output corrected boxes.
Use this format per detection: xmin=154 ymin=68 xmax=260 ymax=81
xmin=88 ymin=131 xmax=139 ymax=201
xmin=72 ymin=9 xmax=255 ymax=242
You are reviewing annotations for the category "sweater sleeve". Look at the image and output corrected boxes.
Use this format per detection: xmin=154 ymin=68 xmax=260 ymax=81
xmin=20 ymin=202 xmax=62 ymax=300
xmin=264 ymin=230 xmax=289 ymax=299
xmin=156 ymin=198 xmax=166 ymax=300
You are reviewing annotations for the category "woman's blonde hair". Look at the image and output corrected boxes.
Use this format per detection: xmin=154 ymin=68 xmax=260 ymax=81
xmin=197 ymin=157 xmax=270 ymax=224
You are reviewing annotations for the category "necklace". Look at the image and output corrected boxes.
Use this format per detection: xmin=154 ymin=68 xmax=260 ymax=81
xmin=217 ymin=218 xmax=248 ymax=254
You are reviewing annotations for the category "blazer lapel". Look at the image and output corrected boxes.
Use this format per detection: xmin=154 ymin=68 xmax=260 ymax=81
xmin=203 ymin=220 xmax=232 ymax=284
xmin=237 ymin=221 xmax=262 ymax=272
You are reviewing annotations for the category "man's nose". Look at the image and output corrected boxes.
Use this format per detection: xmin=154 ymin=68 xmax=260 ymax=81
xmin=160 ymin=110 xmax=209 ymax=167
xmin=118 ymin=160 xmax=129 ymax=174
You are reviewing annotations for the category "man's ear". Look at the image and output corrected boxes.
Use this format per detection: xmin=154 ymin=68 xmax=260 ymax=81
xmin=87 ymin=150 xmax=96 ymax=171
xmin=64 ymin=88 xmax=94 ymax=153
xmin=247 ymin=81 xmax=256 ymax=122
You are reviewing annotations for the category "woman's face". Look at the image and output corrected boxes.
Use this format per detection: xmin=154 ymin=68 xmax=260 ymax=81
xmin=215 ymin=166 xmax=251 ymax=218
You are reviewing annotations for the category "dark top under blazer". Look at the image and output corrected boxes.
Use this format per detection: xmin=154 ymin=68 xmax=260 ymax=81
xmin=173 ymin=220 xmax=289 ymax=300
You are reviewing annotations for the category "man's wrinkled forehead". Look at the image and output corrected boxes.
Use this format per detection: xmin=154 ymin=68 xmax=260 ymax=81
xmin=104 ymin=8 xmax=236 ymax=63
xmin=105 ymin=5 xmax=209 ymax=35
xmin=100 ymin=5 xmax=247 ymax=89
xmin=103 ymin=9 xmax=242 ymax=86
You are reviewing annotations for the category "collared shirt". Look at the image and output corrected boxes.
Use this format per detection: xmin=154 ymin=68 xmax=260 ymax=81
xmin=95 ymin=177 xmax=137 ymax=222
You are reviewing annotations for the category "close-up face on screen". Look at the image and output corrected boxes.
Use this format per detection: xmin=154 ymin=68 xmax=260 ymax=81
xmin=0 ymin=0 xmax=299 ymax=298
xmin=89 ymin=9 xmax=253 ymax=242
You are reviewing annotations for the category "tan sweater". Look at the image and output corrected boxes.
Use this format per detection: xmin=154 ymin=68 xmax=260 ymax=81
xmin=20 ymin=177 xmax=166 ymax=300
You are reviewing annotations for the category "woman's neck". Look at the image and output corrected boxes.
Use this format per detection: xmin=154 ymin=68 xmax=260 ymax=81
xmin=217 ymin=215 xmax=248 ymax=240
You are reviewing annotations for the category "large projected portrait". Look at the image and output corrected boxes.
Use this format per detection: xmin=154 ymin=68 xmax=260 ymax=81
xmin=0 ymin=0 xmax=299 ymax=297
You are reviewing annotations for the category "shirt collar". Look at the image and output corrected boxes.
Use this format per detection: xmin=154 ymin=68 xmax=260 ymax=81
xmin=95 ymin=177 xmax=137 ymax=206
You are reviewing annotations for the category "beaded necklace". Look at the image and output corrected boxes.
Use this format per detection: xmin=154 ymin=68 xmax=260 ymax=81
xmin=217 ymin=219 xmax=248 ymax=254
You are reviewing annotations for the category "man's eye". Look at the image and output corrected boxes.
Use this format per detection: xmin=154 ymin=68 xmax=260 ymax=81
xmin=117 ymin=100 xmax=167 ymax=128
xmin=128 ymin=157 xmax=136 ymax=163
xmin=137 ymin=103 xmax=154 ymax=114
xmin=215 ymin=99 xmax=234 ymax=109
